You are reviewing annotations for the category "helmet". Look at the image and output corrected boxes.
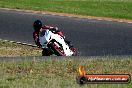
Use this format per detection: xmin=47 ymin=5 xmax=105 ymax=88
xmin=33 ymin=20 xmax=42 ymax=32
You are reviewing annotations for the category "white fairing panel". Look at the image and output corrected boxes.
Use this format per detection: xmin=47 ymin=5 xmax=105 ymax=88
xmin=39 ymin=29 xmax=73 ymax=56
xmin=51 ymin=33 xmax=73 ymax=56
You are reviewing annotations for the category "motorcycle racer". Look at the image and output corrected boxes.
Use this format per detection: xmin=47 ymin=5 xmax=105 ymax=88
xmin=33 ymin=20 xmax=73 ymax=56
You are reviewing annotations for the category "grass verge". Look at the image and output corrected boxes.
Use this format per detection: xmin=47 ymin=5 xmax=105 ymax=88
xmin=0 ymin=41 xmax=132 ymax=87
xmin=0 ymin=57 xmax=132 ymax=88
xmin=0 ymin=41 xmax=42 ymax=57
xmin=0 ymin=0 xmax=132 ymax=19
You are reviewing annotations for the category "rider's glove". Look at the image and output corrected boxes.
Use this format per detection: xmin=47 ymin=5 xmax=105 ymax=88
xmin=54 ymin=27 xmax=58 ymax=31
xmin=49 ymin=27 xmax=59 ymax=33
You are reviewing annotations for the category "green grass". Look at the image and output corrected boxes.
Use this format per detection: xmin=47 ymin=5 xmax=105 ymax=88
xmin=0 ymin=0 xmax=132 ymax=19
xmin=0 ymin=57 xmax=132 ymax=88
xmin=0 ymin=41 xmax=42 ymax=57
xmin=0 ymin=40 xmax=132 ymax=87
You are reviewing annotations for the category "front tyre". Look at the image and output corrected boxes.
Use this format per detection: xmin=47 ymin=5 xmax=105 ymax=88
xmin=48 ymin=42 xmax=65 ymax=56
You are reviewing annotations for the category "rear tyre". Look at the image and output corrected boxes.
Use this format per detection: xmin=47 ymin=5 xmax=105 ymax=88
xmin=42 ymin=48 xmax=53 ymax=56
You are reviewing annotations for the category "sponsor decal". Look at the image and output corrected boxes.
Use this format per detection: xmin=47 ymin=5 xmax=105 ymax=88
xmin=76 ymin=66 xmax=131 ymax=84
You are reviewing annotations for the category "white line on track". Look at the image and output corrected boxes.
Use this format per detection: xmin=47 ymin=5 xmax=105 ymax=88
xmin=0 ymin=39 xmax=37 ymax=48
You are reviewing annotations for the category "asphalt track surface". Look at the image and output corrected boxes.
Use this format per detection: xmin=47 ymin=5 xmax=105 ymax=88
xmin=0 ymin=9 xmax=132 ymax=56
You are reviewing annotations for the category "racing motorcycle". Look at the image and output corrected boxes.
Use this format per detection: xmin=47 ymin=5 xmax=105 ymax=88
xmin=41 ymin=30 xmax=77 ymax=56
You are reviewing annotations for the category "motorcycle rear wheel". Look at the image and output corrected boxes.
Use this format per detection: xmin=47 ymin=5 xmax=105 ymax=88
xmin=42 ymin=48 xmax=53 ymax=56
